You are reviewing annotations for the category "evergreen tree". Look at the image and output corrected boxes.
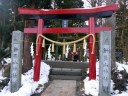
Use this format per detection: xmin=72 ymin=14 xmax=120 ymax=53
xmin=0 ymin=0 xmax=13 ymax=49
xmin=116 ymin=0 xmax=128 ymax=62
xmin=0 ymin=0 xmax=84 ymax=71
xmin=21 ymin=0 xmax=53 ymax=73
xmin=55 ymin=0 xmax=83 ymax=8
xmin=21 ymin=0 xmax=84 ymax=72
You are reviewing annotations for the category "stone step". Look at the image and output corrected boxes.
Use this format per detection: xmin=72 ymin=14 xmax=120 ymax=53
xmin=50 ymin=75 xmax=82 ymax=80
xmin=51 ymin=68 xmax=82 ymax=76
xmin=42 ymin=60 xmax=89 ymax=69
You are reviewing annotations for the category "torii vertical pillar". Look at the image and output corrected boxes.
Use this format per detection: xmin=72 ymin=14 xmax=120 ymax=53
xmin=34 ymin=19 xmax=44 ymax=81
xmin=89 ymin=17 xmax=96 ymax=80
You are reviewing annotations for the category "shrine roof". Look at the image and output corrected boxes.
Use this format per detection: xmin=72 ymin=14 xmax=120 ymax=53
xmin=18 ymin=4 xmax=118 ymax=20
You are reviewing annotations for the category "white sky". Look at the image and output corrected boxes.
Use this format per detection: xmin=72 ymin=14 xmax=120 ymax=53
xmin=82 ymin=0 xmax=92 ymax=8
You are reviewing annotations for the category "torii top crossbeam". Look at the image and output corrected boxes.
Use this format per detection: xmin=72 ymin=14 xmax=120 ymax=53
xmin=18 ymin=4 xmax=118 ymax=81
xmin=18 ymin=4 xmax=118 ymax=20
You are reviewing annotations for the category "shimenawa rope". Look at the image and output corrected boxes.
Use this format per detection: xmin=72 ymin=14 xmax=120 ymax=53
xmin=36 ymin=34 xmax=95 ymax=55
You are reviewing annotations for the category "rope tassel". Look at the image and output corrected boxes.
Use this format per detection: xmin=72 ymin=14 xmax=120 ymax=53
xmin=83 ymin=39 xmax=86 ymax=49
xmin=42 ymin=39 xmax=45 ymax=48
xmin=73 ymin=43 xmax=76 ymax=53
xmin=52 ymin=43 xmax=54 ymax=52
xmin=63 ymin=45 xmax=66 ymax=54
xmin=36 ymin=35 xmax=40 ymax=56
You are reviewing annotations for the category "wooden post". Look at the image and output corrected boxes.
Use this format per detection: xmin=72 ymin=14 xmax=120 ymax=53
xmin=62 ymin=39 xmax=65 ymax=61
xmin=99 ymin=31 xmax=111 ymax=96
xmin=33 ymin=19 xmax=44 ymax=81
xmin=62 ymin=20 xmax=68 ymax=61
xmin=89 ymin=17 xmax=96 ymax=80
xmin=10 ymin=31 xmax=23 ymax=92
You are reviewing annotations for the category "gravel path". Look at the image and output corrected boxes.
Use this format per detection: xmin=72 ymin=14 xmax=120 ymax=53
xmin=41 ymin=80 xmax=76 ymax=96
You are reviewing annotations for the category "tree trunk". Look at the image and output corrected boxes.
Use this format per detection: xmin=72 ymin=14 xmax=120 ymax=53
xmin=23 ymin=20 xmax=34 ymax=73
xmin=110 ymin=14 xmax=116 ymax=69
xmin=22 ymin=2 xmax=35 ymax=73
xmin=106 ymin=0 xmax=116 ymax=69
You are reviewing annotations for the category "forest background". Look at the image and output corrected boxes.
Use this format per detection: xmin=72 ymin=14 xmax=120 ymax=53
xmin=0 ymin=0 xmax=128 ymax=72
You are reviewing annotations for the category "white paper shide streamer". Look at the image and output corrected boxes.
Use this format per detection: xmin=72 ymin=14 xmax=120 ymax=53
xmin=30 ymin=43 xmax=34 ymax=58
xmin=83 ymin=40 xmax=87 ymax=57
xmin=65 ymin=45 xmax=70 ymax=58
xmin=47 ymin=44 xmax=52 ymax=60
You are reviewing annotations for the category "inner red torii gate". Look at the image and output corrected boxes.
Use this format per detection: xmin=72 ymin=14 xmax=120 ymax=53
xmin=18 ymin=4 xmax=118 ymax=81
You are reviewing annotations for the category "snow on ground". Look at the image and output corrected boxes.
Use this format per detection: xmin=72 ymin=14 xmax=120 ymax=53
xmin=0 ymin=61 xmax=50 ymax=96
xmin=83 ymin=61 xmax=128 ymax=96
xmin=84 ymin=77 xmax=99 ymax=96
xmin=1 ymin=58 xmax=128 ymax=96
xmin=0 ymin=69 xmax=6 ymax=82
xmin=116 ymin=62 xmax=128 ymax=73
xmin=3 ymin=58 xmax=11 ymax=64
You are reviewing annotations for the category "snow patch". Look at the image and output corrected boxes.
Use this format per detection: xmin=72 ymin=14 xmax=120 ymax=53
xmin=0 ymin=69 xmax=6 ymax=82
xmin=113 ymin=92 xmax=128 ymax=96
xmin=116 ymin=62 xmax=128 ymax=73
xmin=84 ymin=77 xmax=99 ymax=96
xmin=83 ymin=61 xmax=128 ymax=96
xmin=3 ymin=58 xmax=11 ymax=64
xmin=0 ymin=62 xmax=50 ymax=96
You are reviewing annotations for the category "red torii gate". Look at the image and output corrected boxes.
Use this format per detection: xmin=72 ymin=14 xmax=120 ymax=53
xmin=18 ymin=4 xmax=118 ymax=81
